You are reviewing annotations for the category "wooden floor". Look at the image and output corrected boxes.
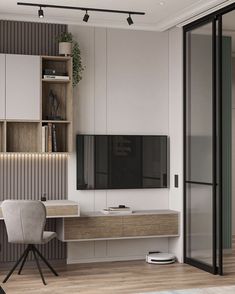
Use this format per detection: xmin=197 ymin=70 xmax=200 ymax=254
xmin=1 ymin=240 xmax=235 ymax=294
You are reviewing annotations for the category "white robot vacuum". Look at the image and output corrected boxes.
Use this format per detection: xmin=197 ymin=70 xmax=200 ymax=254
xmin=146 ymin=252 xmax=176 ymax=265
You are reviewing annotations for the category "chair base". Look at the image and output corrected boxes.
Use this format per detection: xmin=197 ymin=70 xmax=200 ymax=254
xmin=2 ymin=244 xmax=58 ymax=285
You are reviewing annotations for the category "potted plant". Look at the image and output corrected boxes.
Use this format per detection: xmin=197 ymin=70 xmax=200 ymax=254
xmin=57 ymin=32 xmax=84 ymax=87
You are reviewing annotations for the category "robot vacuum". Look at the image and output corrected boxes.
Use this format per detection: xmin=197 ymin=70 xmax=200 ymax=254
xmin=146 ymin=252 xmax=176 ymax=265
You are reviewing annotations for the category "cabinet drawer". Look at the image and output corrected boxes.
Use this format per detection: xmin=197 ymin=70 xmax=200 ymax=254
xmin=122 ymin=214 xmax=178 ymax=237
xmin=64 ymin=216 xmax=123 ymax=240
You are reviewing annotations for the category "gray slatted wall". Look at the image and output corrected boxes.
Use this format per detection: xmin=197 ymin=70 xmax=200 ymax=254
xmin=0 ymin=20 xmax=67 ymax=55
xmin=0 ymin=20 xmax=68 ymax=263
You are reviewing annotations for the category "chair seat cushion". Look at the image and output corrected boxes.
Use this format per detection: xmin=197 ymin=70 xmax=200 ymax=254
xmin=42 ymin=231 xmax=57 ymax=244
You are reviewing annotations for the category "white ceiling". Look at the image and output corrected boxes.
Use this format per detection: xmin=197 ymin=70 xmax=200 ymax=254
xmin=0 ymin=0 xmax=234 ymax=31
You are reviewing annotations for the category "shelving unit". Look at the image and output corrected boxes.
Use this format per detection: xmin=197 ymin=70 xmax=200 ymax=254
xmin=0 ymin=55 xmax=73 ymax=153
xmin=41 ymin=56 xmax=73 ymax=153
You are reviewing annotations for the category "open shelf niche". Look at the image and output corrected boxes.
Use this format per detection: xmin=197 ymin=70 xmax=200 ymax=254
xmin=7 ymin=122 xmax=40 ymax=152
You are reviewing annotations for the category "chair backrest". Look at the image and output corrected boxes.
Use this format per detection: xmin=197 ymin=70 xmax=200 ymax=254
xmin=2 ymin=200 xmax=46 ymax=244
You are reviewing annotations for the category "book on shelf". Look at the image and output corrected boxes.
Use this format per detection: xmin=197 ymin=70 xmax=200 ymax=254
xmin=48 ymin=123 xmax=53 ymax=152
xmin=43 ymin=75 xmax=69 ymax=80
xmin=101 ymin=209 xmax=133 ymax=215
xmin=101 ymin=206 xmax=132 ymax=215
xmin=108 ymin=206 xmax=131 ymax=211
xmin=41 ymin=125 xmax=48 ymax=152
xmin=42 ymin=123 xmax=57 ymax=152
xmin=52 ymin=124 xmax=57 ymax=152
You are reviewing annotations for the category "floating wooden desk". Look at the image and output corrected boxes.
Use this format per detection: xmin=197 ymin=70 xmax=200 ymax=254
xmin=0 ymin=200 xmax=80 ymax=219
xmin=57 ymin=210 xmax=179 ymax=242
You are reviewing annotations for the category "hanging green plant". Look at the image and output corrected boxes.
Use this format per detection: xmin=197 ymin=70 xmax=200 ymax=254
xmin=56 ymin=32 xmax=85 ymax=87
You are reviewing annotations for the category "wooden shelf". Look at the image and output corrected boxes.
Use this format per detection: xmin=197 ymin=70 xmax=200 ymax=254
xmin=42 ymin=79 xmax=71 ymax=84
xmin=42 ymin=120 xmax=71 ymax=124
xmin=41 ymin=55 xmax=71 ymax=62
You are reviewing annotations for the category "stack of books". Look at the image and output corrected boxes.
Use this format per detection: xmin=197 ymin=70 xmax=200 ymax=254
xmin=43 ymin=69 xmax=69 ymax=81
xmin=42 ymin=123 xmax=57 ymax=152
xmin=101 ymin=206 xmax=132 ymax=215
xmin=43 ymin=75 xmax=69 ymax=81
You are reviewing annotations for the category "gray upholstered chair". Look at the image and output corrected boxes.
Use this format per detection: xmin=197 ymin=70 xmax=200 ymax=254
xmin=2 ymin=200 xmax=58 ymax=285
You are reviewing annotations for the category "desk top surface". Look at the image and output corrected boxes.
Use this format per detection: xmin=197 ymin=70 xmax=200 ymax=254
xmin=80 ymin=209 xmax=179 ymax=217
xmin=0 ymin=200 xmax=80 ymax=219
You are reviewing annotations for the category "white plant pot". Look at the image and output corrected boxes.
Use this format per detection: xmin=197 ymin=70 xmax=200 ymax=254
xmin=59 ymin=42 xmax=72 ymax=56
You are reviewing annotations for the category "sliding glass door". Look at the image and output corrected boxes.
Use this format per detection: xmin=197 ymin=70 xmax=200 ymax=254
xmin=184 ymin=17 xmax=223 ymax=274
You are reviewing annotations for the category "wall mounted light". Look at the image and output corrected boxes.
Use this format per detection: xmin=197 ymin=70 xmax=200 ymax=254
xmin=83 ymin=10 xmax=89 ymax=22
xmin=17 ymin=2 xmax=145 ymax=25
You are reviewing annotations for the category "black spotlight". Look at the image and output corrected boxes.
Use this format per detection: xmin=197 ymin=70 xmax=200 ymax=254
xmin=83 ymin=10 xmax=89 ymax=22
xmin=38 ymin=6 xmax=44 ymax=18
xmin=127 ymin=14 xmax=133 ymax=25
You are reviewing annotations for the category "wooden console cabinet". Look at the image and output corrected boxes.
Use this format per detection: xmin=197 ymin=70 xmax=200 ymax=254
xmin=56 ymin=210 xmax=179 ymax=241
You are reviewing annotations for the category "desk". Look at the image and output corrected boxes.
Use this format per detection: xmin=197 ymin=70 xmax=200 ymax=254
xmin=0 ymin=200 xmax=80 ymax=219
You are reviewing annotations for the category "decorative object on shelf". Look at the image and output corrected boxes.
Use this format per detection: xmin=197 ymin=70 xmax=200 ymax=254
xmin=56 ymin=32 xmax=84 ymax=87
xmin=43 ymin=69 xmax=69 ymax=80
xmin=59 ymin=42 xmax=72 ymax=56
xmin=101 ymin=205 xmax=132 ymax=215
xmin=47 ymin=90 xmax=61 ymax=120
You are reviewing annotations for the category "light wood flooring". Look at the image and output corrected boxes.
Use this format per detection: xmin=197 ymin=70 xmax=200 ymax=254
xmin=1 ymin=239 xmax=235 ymax=294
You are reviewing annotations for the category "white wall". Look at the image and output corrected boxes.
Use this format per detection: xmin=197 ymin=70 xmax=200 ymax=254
xmin=67 ymin=25 xmax=180 ymax=263
xmin=168 ymin=27 xmax=184 ymax=263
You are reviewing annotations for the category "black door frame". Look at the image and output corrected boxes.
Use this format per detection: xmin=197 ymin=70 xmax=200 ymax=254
xmin=183 ymin=2 xmax=235 ymax=275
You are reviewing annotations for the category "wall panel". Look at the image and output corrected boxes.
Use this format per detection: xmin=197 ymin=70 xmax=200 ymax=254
xmin=0 ymin=20 xmax=67 ymax=56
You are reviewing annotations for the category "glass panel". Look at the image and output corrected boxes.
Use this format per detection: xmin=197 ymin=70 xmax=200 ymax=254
xmin=186 ymin=183 xmax=213 ymax=266
xmin=186 ymin=23 xmax=213 ymax=183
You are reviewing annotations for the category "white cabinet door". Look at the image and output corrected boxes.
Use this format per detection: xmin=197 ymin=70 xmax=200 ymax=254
xmin=6 ymin=55 xmax=40 ymax=120
xmin=0 ymin=54 xmax=5 ymax=119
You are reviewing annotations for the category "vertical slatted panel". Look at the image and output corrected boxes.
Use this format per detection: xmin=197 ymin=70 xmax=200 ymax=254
xmin=0 ymin=20 xmax=67 ymax=55
xmin=0 ymin=154 xmax=68 ymax=262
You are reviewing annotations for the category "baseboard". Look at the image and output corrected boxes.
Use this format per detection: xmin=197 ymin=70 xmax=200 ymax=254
xmin=67 ymin=255 xmax=146 ymax=264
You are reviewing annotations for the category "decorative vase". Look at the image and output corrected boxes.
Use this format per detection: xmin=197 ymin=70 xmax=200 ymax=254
xmin=59 ymin=42 xmax=72 ymax=56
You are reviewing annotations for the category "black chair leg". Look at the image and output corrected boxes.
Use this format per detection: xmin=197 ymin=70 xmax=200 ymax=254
xmin=3 ymin=246 xmax=29 ymax=283
xmin=32 ymin=247 xmax=46 ymax=286
xmin=18 ymin=245 xmax=30 ymax=275
xmin=33 ymin=245 xmax=58 ymax=276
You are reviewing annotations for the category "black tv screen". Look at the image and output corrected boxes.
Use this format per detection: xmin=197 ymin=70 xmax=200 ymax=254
xmin=76 ymin=135 xmax=168 ymax=190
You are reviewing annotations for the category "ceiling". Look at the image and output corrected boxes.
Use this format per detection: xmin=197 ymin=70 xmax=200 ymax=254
xmin=0 ymin=0 xmax=234 ymax=31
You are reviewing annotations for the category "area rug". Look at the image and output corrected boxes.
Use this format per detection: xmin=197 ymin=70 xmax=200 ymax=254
xmin=142 ymin=286 xmax=235 ymax=294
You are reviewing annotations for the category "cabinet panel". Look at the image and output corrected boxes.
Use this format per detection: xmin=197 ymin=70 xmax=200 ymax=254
xmin=122 ymin=214 xmax=178 ymax=237
xmin=60 ymin=211 xmax=179 ymax=241
xmin=6 ymin=55 xmax=40 ymax=120
xmin=0 ymin=54 xmax=5 ymax=119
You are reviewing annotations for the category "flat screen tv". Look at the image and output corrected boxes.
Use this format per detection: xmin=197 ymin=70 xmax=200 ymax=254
xmin=76 ymin=135 xmax=168 ymax=190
